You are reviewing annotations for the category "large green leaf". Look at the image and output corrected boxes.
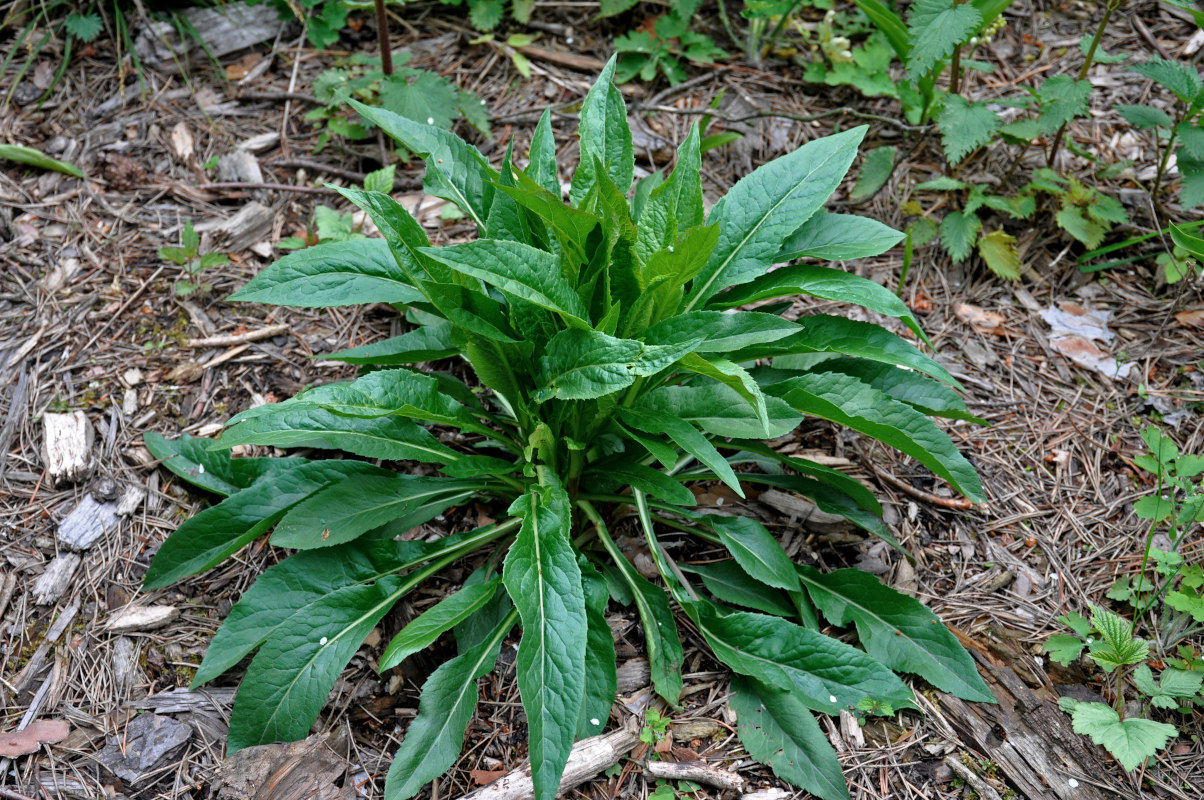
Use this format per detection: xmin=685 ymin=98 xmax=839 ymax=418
xmin=0 ymin=144 xmax=85 ymax=177
xmin=535 ymin=328 xmax=699 ymax=401
xmin=937 ymin=95 xmax=999 ymax=164
xmin=570 ymin=56 xmax=634 ymax=207
xmin=767 ymin=371 xmax=985 ymax=502
xmin=644 ymin=311 xmax=802 ymax=353
xmin=577 ymin=559 xmax=618 ymax=738
xmin=503 ymin=482 xmax=587 ymax=800
xmin=636 ymin=124 xmax=704 ymax=264
xmin=736 ymin=471 xmax=897 ymax=550
xmin=633 ymin=383 xmax=802 ymax=440
xmin=271 ymin=475 xmax=477 ymax=549
xmin=907 ymin=0 xmax=981 ymax=79
xmin=492 ymin=175 xmax=598 ymax=266
xmin=526 ymin=109 xmax=560 ymax=195
xmin=228 ymin=574 xmax=405 ymax=750
xmin=380 ymin=578 xmax=502 ymax=670
xmin=143 ymin=460 xmax=390 ymax=589
xmin=605 ymin=539 xmax=684 ymax=705
xmin=687 ymin=602 xmax=915 ymax=712
xmin=679 ymin=560 xmax=797 ymax=617
xmin=775 ymin=211 xmax=905 ymax=262
xmin=144 ymin=432 xmax=298 ymax=497
xmin=1064 ymin=700 xmax=1177 ymax=772
xmin=708 ymin=265 xmax=923 ymax=342
xmin=420 ymin=240 xmax=590 ymax=326
xmin=619 ymin=407 xmax=744 ymax=496
xmin=685 ymin=126 xmax=866 ymax=309
xmin=708 ymin=516 xmax=801 ymax=592
xmin=384 ymin=610 xmax=516 ymax=800
xmin=799 ymin=566 xmax=994 ymax=702
xmin=229 ymin=240 xmax=423 ymax=308
xmin=677 ymin=354 xmax=771 ymax=434
xmin=731 ymin=675 xmax=849 ymax=800
xmin=217 ymin=407 xmax=459 ymax=463
xmin=326 ymin=323 xmax=457 ymax=365
xmin=584 ymin=459 xmax=696 ymax=507
xmin=791 ymin=358 xmax=982 ymax=422
xmin=352 ymin=99 xmax=498 ymax=229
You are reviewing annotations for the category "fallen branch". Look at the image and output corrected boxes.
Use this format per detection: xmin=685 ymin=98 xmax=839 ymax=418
xmin=461 ymin=717 xmax=640 ymax=800
xmin=643 ymin=760 xmax=746 ymax=793
xmin=187 ymin=324 xmax=290 ymax=349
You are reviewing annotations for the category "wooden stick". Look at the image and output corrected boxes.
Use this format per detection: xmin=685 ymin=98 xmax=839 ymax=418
xmin=186 ymin=324 xmax=289 ymax=349
xmin=461 ymin=717 xmax=640 ymax=800
xmin=643 ymin=760 xmax=746 ymax=793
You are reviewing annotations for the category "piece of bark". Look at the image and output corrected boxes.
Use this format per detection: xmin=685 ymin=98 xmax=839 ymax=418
xmin=133 ymin=687 xmax=237 ymax=714
xmin=216 ymin=730 xmax=351 ymax=800
xmin=643 ymin=760 xmax=745 ymax=793
xmin=616 ymin=658 xmax=651 ymax=693
xmin=671 ymin=719 xmax=721 ymax=742
xmin=32 ymin=555 xmax=81 ymax=605
xmin=187 ymin=323 xmax=289 ymax=348
xmin=217 ymin=149 xmax=263 ymax=184
xmin=461 ymin=717 xmax=641 ymax=800
xmin=95 ymin=712 xmax=192 ymax=783
xmin=42 ymin=411 xmax=94 ymax=484
xmin=112 ymin=637 xmax=142 ymax=697
xmin=13 ymin=604 xmax=79 ymax=694
xmin=940 ymin=647 xmax=1115 ymax=800
xmin=759 ymin=489 xmax=849 ymax=530
xmin=107 ymin=605 xmax=179 ymax=633
xmin=197 ymin=201 xmax=274 ymax=253
xmin=944 ymin=756 xmax=1005 ymax=800
xmin=740 ymin=789 xmax=790 ymax=800
xmin=134 ymin=2 xmax=287 ymax=73
xmin=57 ymin=484 xmax=146 ymax=550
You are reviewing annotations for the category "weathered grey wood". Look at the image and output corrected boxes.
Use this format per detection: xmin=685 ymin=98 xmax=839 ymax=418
xmin=14 ymin=603 xmax=79 ymax=694
xmin=643 ymin=760 xmax=745 ymax=792
xmin=107 ymin=604 xmax=179 ymax=633
xmin=616 ymin=657 xmax=651 ymax=693
xmin=95 ymin=712 xmax=193 ymax=783
xmin=112 ymin=637 xmax=141 ymax=697
xmin=57 ymin=483 xmax=146 ymax=550
xmin=461 ymin=717 xmax=641 ymax=800
xmin=132 ymin=687 xmax=237 ymax=714
xmin=134 ymin=2 xmax=287 ymax=73
xmin=197 ymin=201 xmax=274 ymax=253
xmin=32 ymin=555 xmax=81 ymax=605
xmin=759 ymin=488 xmax=849 ymax=530
xmin=216 ymin=730 xmax=351 ymax=800
xmin=216 ymin=149 xmax=263 ymax=184
xmin=42 ymin=411 xmax=94 ymax=484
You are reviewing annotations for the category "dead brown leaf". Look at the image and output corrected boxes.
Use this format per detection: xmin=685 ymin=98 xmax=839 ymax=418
xmin=1175 ymin=309 xmax=1204 ymax=328
xmin=469 ymin=769 xmax=508 ymax=786
xmin=953 ymin=302 xmax=1006 ymax=332
xmin=0 ymin=719 xmax=70 ymax=757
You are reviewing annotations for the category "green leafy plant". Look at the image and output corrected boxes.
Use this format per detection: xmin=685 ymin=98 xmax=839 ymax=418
xmin=307 ymin=53 xmax=489 ymax=152
xmin=1116 ymin=57 xmax=1204 ymax=212
xmin=614 ymin=0 xmax=727 ymax=84
xmin=143 ymin=60 xmax=993 ymax=800
xmin=279 ymin=167 xmax=395 ymax=250
xmin=250 ymin=0 xmax=351 ymax=49
xmin=641 ymin=708 xmax=672 ymax=748
xmin=158 ymin=221 xmax=228 ymax=297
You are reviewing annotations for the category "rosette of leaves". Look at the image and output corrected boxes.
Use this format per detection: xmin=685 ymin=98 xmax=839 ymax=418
xmin=143 ymin=59 xmax=993 ymax=800
xmin=613 ymin=0 xmax=726 ymax=84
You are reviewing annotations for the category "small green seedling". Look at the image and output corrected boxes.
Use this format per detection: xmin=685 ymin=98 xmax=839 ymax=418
xmin=157 ymin=221 xmax=228 ymax=297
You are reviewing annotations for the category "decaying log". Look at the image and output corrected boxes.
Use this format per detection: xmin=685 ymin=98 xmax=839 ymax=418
xmin=134 ymin=1 xmax=287 ymax=74
xmin=939 ymin=648 xmax=1116 ymax=800
xmin=462 ymin=717 xmax=641 ymax=800
xmin=42 ymin=411 xmax=93 ymax=484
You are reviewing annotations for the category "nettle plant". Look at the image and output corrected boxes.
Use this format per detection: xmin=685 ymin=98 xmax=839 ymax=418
xmin=142 ymin=61 xmax=993 ymax=800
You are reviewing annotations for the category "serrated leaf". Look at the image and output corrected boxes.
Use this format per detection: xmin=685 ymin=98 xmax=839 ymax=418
xmin=468 ymin=0 xmax=504 ymax=30
xmin=380 ymin=579 xmax=502 ymax=670
xmin=384 ymin=609 xmax=514 ymax=799
xmin=775 ymin=211 xmax=906 ymax=262
xmin=228 ymin=240 xmax=423 ymax=308
xmin=144 ymin=432 xmax=298 ymax=497
xmin=1035 ymin=76 xmax=1092 ymax=133
xmin=503 ymin=481 xmax=587 ymax=800
xmin=731 ymin=675 xmax=849 ymax=800
xmin=977 ymin=229 xmax=1022 ymax=280
xmin=937 ymin=95 xmax=999 ymax=164
xmin=687 ymin=602 xmax=916 ymax=712
xmin=799 ymin=567 xmax=995 ymax=702
xmin=940 ymin=211 xmax=981 ymax=263
xmin=850 ymin=145 xmax=896 ymax=201
xmin=1087 ymin=606 xmax=1148 ymax=671
xmin=1045 ymin=634 xmax=1087 ymax=666
xmin=228 ymin=574 xmax=405 ymax=750
xmin=1115 ymin=104 xmax=1173 ymax=130
xmin=686 ymin=126 xmax=866 ymax=310
xmin=218 ymin=407 xmax=458 ymax=463
xmin=379 ymin=71 xmax=461 ymax=130
xmin=1132 ymin=665 xmax=1203 ymax=709
xmin=271 ymin=475 xmax=476 ymax=549
xmin=1068 ymin=702 xmax=1176 ymax=771
xmin=1056 ymin=205 xmax=1106 ymax=248
xmin=680 ymin=561 xmax=797 ymax=617
xmin=636 ymin=125 xmax=704 ymax=264
xmin=768 ymin=371 xmax=985 ymax=502
xmin=1133 ymin=58 xmax=1203 ymax=105
xmin=64 ymin=12 xmax=103 ymax=41
xmin=709 ymin=516 xmax=801 ymax=592
xmin=143 ymin=460 xmax=390 ymax=590
xmin=906 ymin=0 xmax=981 ymax=79
xmin=0 ymin=144 xmax=85 ymax=178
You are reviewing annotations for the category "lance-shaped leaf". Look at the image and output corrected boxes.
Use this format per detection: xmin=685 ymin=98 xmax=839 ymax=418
xmin=570 ymin=56 xmax=634 ymax=207
xmin=605 ymin=540 xmax=684 ymax=705
xmin=535 ymin=329 xmax=699 ymax=401
xmin=380 ymin=578 xmax=502 ymax=670
xmin=708 ymin=516 xmax=801 ymax=592
xmin=326 ymin=323 xmax=457 ymax=365
xmin=228 ymin=574 xmax=405 ymax=750
xmin=144 ymin=432 xmax=299 ymax=497
xmin=503 ymin=482 xmax=587 ymax=800
xmin=584 ymin=459 xmax=696 ymax=507
xmin=618 ymin=407 xmax=744 ymax=496
xmin=678 ymin=354 xmax=771 ymax=434
xmin=218 ymin=407 xmax=459 ymax=463
xmin=644 ymin=311 xmax=802 ymax=353
xmin=229 ymin=240 xmax=423 ymax=307
xmin=685 ymin=126 xmax=866 ymax=309
xmin=798 ymin=566 xmax=995 ymax=702
xmin=352 ymin=99 xmax=498 ymax=229
xmin=731 ymin=675 xmax=849 ymax=800
xmin=143 ymin=460 xmax=390 ymax=589
xmin=526 ymin=109 xmax=560 ymax=195
xmin=384 ymin=610 xmax=515 ymax=800
xmin=794 ymin=358 xmax=983 ymax=422
xmin=767 ymin=371 xmax=985 ymax=502
xmin=776 ymin=211 xmax=904 ymax=262
xmin=271 ymin=475 xmax=477 ymax=549
xmin=709 ymin=265 xmax=924 ymax=342
xmin=577 ymin=558 xmax=618 ymax=738
xmin=492 ymin=171 xmax=598 ymax=265
xmin=686 ymin=602 xmax=915 ymax=712
xmin=680 ymin=561 xmax=797 ymax=618
xmin=420 ymin=240 xmax=590 ymax=326
xmin=633 ymin=383 xmax=801 ymax=440
xmin=636 ymin=124 xmax=704 ymax=263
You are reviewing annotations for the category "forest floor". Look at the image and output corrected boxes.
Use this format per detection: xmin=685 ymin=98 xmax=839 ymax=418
xmin=2 ymin=1 xmax=1203 ymax=799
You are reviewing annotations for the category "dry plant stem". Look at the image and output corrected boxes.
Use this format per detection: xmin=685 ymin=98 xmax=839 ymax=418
xmin=643 ymin=760 xmax=746 ymax=792
xmin=1048 ymin=0 xmax=1120 ymax=166
xmin=186 ymin=323 xmax=290 ymax=348
xmin=375 ymin=0 xmax=392 ymax=76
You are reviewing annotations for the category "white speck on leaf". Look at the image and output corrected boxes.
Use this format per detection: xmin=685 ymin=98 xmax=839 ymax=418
xmin=198 ymin=464 xmax=205 ymax=473
xmin=829 ymin=695 xmax=837 ymax=703
xmin=590 ymin=718 xmax=600 ymax=726
xmin=319 ymin=637 xmax=328 ymax=645
xmin=427 ymin=117 xmax=435 ymax=125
